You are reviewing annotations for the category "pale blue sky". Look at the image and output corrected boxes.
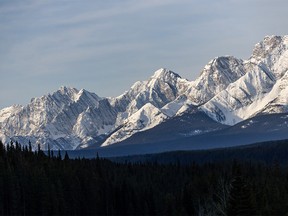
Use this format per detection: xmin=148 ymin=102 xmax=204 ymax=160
xmin=0 ymin=0 xmax=287 ymax=108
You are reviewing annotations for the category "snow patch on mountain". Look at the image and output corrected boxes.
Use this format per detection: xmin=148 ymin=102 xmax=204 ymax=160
xmin=186 ymin=56 xmax=246 ymax=105
xmin=200 ymin=35 xmax=288 ymax=125
xmin=102 ymin=103 xmax=168 ymax=146
xmin=0 ymin=105 xmax=23 ymax=122
xmin=161 ymin=95 xmax=187 ymax=117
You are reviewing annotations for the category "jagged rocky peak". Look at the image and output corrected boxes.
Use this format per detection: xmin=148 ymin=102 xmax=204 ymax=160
xmin=144 ymin=69 xmax=188 ymax=107
xmin=51 ymin=86 xmax=102 ymax=106
xmin=148 ymin=68 xmax=187 ymax=94
xmin=56 ymin=86 xmax=79 ymax=99
xmin=111 ymin=68 xmax=188 ymax=113
xmin=187 ymin=56 xmax=246 ymax=105
xmin=27 ymin=86 xmax=80 ymax=114
xmin=200 ymin=35 xmax=288 ymax=125
xmin=150 ymin=68 xmax=181 ymax=81
xmin=220 ymin=56 xmax=244 ymax=78
xmin=58 ymin=86 xmax=78 ymax=94
xmin=147 ymin=68 xmax=184 ymax=100
xmin=199 ymin=56 xmax=245 ymax=84
xmin=252 ymin=35 xmax=287 ymax=59
xmin=73 ymin=89 xmax=102 ymax=108
xmin=107 ymin=68 xmax=189 ymax=133
xmin=126 ymin=68 xmax=181 ymax=92
xmin=29 ymin=86 xmax=80 ymax=105
xmin=250 ymin=35 xmax=288 ymax=79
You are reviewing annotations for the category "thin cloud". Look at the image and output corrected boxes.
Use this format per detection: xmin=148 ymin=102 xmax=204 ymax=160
xmin=0 ymin=0 xmax=288 ymax=108
xmin=43 ymin=0 xmax=185 ymax=27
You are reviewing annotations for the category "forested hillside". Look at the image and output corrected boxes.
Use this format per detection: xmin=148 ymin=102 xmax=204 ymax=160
xmin=111 ymin=139 xmax=288 ymax=166
xmin=1 ymin=140 xmax=288 ymax=215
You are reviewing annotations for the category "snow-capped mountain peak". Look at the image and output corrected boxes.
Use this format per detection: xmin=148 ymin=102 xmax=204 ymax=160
xmin=186 ymin=55 xmax=246 ymax=105
xmin=150 ymin=68 xmax=181 ymax=80
xmin=111 ymin=68 xmax=188 ymax=114
xmin=1 ymin=35 xmax=288 ymax=150
xmin=55 ymin=86 xmax=79 ymax=101
xmin=251 ymin=35 xmax=288 ymax=79
xmin=201 ymin=35 xmax=288 ymax=125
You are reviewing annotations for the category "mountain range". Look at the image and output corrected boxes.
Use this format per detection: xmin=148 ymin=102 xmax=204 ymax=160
xmin=0 ymin=35 xmax=288 ymax=152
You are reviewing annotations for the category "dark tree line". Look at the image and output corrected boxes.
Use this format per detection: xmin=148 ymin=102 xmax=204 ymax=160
xmin=1 ymin=140 xmax=288 ymax=215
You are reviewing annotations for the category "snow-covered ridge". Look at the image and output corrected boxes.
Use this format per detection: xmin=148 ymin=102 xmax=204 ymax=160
xmin=201 ymin=35 xmax=288 ymax=125
xmin=102 ymin=103 xmax=168 ymax=146
xmin=1 ymin=35 xmax=288 ymax=150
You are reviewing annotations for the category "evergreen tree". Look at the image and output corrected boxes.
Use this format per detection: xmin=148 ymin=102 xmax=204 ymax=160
xmin=28 ymin=140 xmax=32 ymax=152
xmin=57 ymin=150 xmax=62 ymax=160
xmin=227 ymin=163 xmax=255 ymax=216
xmin=48 ymin=144 xmax=51 ymax=158
xmin=64 ymin=151 xmax=69 ymax=161
xmin=1 ymin=139 xmax=288 ymax=215
xmin=0 ymin=140 xmax=5 ymax=156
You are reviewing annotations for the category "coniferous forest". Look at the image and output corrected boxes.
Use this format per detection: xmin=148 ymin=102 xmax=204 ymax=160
xmin=1 ymin=140 xmax=288 ymax=215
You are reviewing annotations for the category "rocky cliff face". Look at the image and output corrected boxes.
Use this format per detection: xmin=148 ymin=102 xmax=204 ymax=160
xmin=201 ymin=35 xmax=288 ymax=125
xmin=187 ymin=56 xmax=246 ymax=105
xmin=1 ymin=35 xmax=287 ymax=150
